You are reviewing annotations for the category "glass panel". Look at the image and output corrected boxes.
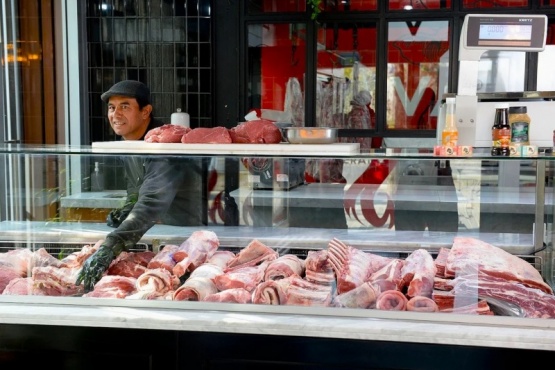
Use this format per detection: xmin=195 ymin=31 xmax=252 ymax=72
xmin=476 ymin=51 xmax=525 ymax=93
xmin=316 ymin=22 xmax=377 ymax=150
xmin=323 ymin=0 xmax=378 ymax=12
xmin=386 ymin=20 xmax=449 ymax=131
xmin=247 ymin=23 xmax=307 ymax=124
xmin=248 ymin=0 xmax=306 ymax=13
xmin=388 ymin=0 xmax=451 ymax=11
xmin=540 ymin=0 xmax=555 ymax=6
xmin=462 ymin=0 xmax=528 ymax=8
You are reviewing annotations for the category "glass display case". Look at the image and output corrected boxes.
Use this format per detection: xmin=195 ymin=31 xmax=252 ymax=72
xmin=0 ymin=143 xmax=554 ymax=369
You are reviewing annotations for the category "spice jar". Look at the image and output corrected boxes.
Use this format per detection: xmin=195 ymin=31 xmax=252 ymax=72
xmin=509 ymin=106 xmax=530 ymax=147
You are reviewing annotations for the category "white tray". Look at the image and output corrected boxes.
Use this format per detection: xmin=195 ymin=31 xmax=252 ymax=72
xmin=92 ymin=141 xmax=360 ymax=156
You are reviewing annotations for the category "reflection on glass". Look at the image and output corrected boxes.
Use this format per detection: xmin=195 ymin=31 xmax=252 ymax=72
xmin=323 ymin=0 xmax=377 ymax=11
xmin=247 ymin=0 xmax=306 ymax=13
xmin=386 ymin=20 xmax=449 ymax=130
xmin=316 ymin=22 xmax=377 ymax=150
xmin=462 ymin=0 xmax=528 ymax=8
xmin=247 ymin=23 xmax=307 ymax=124
xmin=388 ymin=0 xmax=451 ymax=10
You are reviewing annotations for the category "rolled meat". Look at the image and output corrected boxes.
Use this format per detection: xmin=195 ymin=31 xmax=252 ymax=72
xmin=173 ymin=276 xmax=218 ymax=301
xmin=333 ymin=282 xmax=379 ymax=309
xmin=375 ymin=290 xmax=408 ymax=311
xmin=406 ymin=296 xmax=439 ymax=313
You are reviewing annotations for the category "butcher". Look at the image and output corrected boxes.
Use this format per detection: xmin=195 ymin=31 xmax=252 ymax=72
xmin=76 ymin=80 xmax=205 ymax=291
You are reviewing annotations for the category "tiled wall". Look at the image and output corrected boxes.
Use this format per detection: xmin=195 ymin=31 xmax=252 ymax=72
xmin=86 ymin=0 xmax=212 ymax=143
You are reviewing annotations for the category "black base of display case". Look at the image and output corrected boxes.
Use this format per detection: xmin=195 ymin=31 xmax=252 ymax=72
xmin=0 ymin=323 xmax=551 ymax=370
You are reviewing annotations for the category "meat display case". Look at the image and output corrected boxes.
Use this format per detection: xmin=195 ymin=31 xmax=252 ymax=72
xmin=0 ymin=143 xmax=555 ymax=370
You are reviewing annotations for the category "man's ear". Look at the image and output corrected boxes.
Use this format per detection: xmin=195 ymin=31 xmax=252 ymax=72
xmin=142 ymin=104 xmax=153 ymax=118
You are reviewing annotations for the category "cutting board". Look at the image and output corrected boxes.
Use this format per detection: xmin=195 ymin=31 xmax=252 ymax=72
xmin=92 ymin=141 xmax=360 ymax=156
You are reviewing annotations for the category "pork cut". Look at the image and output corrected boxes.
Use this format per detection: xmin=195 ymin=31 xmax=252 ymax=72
xmin=107 ymin=251 xmax=155 ymax=278
xmin=332 ymin=281 xmax=379 ymax=309
xmin=375 ymin=290 xmax=408 ymax=311
xmin=367 ymin=258 xmax=405 ymax=292
xmin=406 ymin=296 xmax=439 ymax=312
xmin=2 ymin=277 xmax=46 ymax=296
xmin=145 ymin=124 xmax=190 ymax=143
xmin=173 ymin=276 xmax=218 ymax=301
xmin=445 ymin=237 xmax=552 ymax=294
xmin=83 ymin=275 xmax=137 ymax=298
xmin=228 ymin=119 xmax=282 ymax=144
xmin=203 ymin=288 xmax=252 ymax=304
xmin=304 ymin=250 xmax=335 ymax=286
xmin=181 ymin=127 xmax=232 ymax=144
xmin=32 ymin=266 xmax=84 ymax=296
xmin=172 ymin=230 xmax=220 ymax=277
xmin=206 ymin=250 xmax=235 ymax=269
xmin=0 ymin=267 xmax=23 ymax=293
xmin=224 ymin=239 xmax=278 ymax=272
xmin=215 ymin=261 xmax=269 ymax=292
xmin=263 ymin=254 xmax=305 ymax=281
xmin=401 ymin=249 xmax=437 ymax=298
xmin=147 ymin=244 xmax=179 ymax=272
xmin=328 ymin=238 xmax=391 ymax=294
xmin=127 ymin=268 xmax=180 ymax=300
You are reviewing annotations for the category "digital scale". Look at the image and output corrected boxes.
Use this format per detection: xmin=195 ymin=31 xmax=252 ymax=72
xmin=451 ymin=13 xmax=550 ymax=147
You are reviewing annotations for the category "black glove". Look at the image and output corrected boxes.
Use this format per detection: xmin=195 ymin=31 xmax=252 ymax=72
xmin=75 ymin=242 xmax=125 ymax=292
xmin=107 ymin=194 xmax=138 ymax=227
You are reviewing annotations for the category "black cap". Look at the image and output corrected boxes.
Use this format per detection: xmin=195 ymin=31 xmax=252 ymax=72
xmin=101 ymin=80 xmax=151 ymax=104
xmin=509 ymin=106 xmax=527 ymax=114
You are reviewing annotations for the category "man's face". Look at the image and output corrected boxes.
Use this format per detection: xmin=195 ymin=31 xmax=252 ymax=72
xmin=107 ymin=96 xmax=152 ymax=140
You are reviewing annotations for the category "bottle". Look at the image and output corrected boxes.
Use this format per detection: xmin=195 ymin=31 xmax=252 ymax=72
xmin=171 ymin=108 xmax=190 ymax=127
xmin=91 ymin=162 xmax=104 ymax=191
xmin=509 ymin=106 xmax=530 ymax=150
xmin=492 ymin=105 xmax=510 ymax=156
xmin=441 ymin=97 xmax=458 ymax=147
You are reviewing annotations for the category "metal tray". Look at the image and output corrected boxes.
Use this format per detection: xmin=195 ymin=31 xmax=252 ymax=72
xmin=284 ymin=127 xmax=338 ymax=144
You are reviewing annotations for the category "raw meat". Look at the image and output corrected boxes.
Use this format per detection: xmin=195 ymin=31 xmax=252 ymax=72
xmin=225 ymin=239 xmax=278 ymax=271
xmin=147 ymin=244 xmax=179 ymax=272
xmin=215 ymin=261 xmax=269 ymax=292
xmin=107 ymin=251 xmax=155 ymax=278
xmin=375 ymin=290 xmax=408 ymax=311
xmin=0 ymin=267 xmax=23 ymax=293
xmin=173 ymin=230 xmax=220 ymax=277
xmin=328 ymin=238 xmax=391 ymax=294
xmin=83 ymin=275 xmax=137 ymax=298
xmin=203 ymin=288 xmax=252 ymax=304
xmin=445 ymin=237 xmax=552 ymax=294
xmin=182 ymin=127 xmax=232 ymax=144
xmin=406 ymin=296 xmax=439 ymax=312
xmin=173 ymin=276 xmax=218 ymax=301
xmin=367 ymin=259 xmax=405 ymax=292
xmin=252 ymin=279 xmax=286 ymax=305
xmin=189 ymin=263 xmax=224 ymax=280
xmin=32 ymin=266 xmax=84 ymax=296
xmin=304 ymin=250 xmax=335 ymax=286
xmin=128 ymin=268 xmax=180 ymax=300
xmin=59 ymin=241 xmax=101 ymax=268
xmin=31 ymin=248 xmax=64 ymax=269
xmin=2 ymin=277 xmax=46 ymax=296
xmin=228 ymin=119 xmax=282 ymax=144
xmin=332 ymin=281 xmax=379 ymax=309
xmin=206 ymin=250 xmax=235 ymax=269
xmin=263 ymin=254 xmax=305 ymax=281
xmin=434 ymin=247 xmax=450 ymax=277
xmin=401 ymin=249 xmax=437 ymax=298
xmin=0 ymin=248 xmax=34 ymax=277
xmin=280 ymin=275 xmax=334 ymax=307
xmin=145 ymin=124 xmax=190 ymax=143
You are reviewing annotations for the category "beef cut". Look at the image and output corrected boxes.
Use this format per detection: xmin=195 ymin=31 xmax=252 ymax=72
xmin=145 ymin=124 xmax=190 ymax=143
xmin=229 ymin=119 xmax=282 ymax=144
xmin=182 ymin=127 xmax=232 ymax=144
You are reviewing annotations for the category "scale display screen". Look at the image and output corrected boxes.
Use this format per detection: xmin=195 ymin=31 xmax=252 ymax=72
xmin=464 ymin=15 xmax=546 ymax=50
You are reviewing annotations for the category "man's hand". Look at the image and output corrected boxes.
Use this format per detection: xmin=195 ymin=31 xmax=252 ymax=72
xmin=75 ymin=244 xmax=117 ymax=292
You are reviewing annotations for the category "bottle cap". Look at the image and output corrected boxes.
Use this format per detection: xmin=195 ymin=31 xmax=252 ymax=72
xmin=496 ymin=103 xmax=510 ymax=109
xmin=509 ymin=106 xmax=527 ymax=114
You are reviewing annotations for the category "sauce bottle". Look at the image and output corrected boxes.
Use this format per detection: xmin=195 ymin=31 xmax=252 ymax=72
xmin=492 ymin=105 xmax=510 ymax=156
xmin=441 ymin=97 xmax=458 ymax=147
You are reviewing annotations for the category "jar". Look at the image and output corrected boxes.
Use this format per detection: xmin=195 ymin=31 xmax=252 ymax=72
xmin=509 ymin=106 xmax=530 ymax=147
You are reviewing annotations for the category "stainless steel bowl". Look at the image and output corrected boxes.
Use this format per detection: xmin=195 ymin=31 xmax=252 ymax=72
xmin=285 ymin=127 xmax=338 ymax=144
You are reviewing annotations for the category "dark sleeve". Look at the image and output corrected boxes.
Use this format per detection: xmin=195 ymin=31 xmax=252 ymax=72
xmin=105 ymin=157 xmax=187 ymax=249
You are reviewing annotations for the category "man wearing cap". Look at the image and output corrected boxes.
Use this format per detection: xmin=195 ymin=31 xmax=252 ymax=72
xmin=76 ymin=80 xmax=205 ymax=291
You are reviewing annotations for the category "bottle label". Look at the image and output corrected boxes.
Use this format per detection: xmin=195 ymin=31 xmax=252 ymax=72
xmin=442 ymin=130 xmax=458 ymax=147
xmin=511 ymin=121 xmax=529 ymax=144
xmin=498 ymin=128 xmax=510 ymax=148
